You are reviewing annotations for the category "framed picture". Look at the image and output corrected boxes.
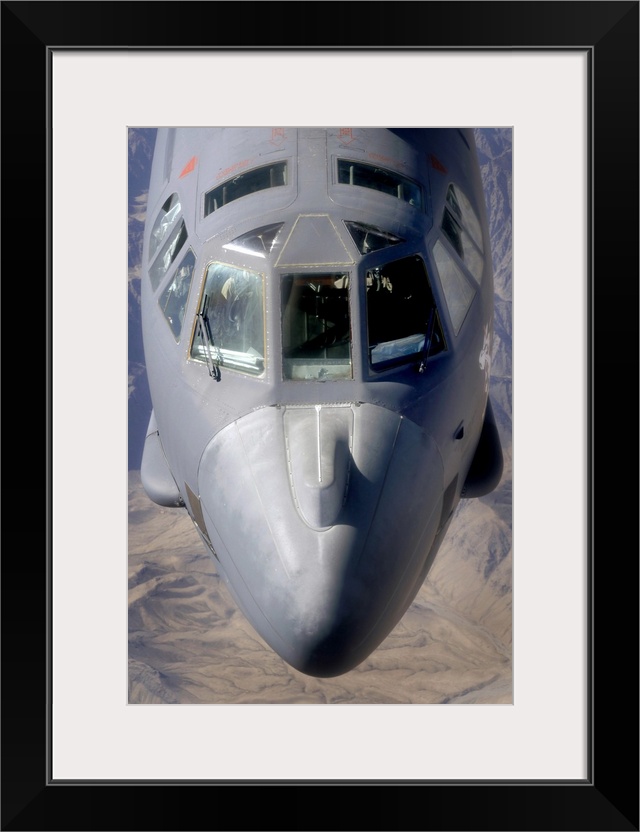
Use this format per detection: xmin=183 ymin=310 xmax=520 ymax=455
xmin=6 ymin=1 xmax=637 ymax=829
xmin=126 ymin=124 xmax=514 ymax=702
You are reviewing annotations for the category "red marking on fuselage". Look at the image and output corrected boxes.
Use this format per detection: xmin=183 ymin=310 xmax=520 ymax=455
xmin=269 ymin=128 xmax=286 ymax=146
xmin=216 ymin=158 xmax=253 ymax=181
xmin=429 ymin=154 xmax=447 ymax=173
xmin=179 ymin=156 xmax=197 ymax=178
xmin=338 ymin=128 xmax=357 ymax=146
xmin=367 ymin=151 xmax=405 ymax=168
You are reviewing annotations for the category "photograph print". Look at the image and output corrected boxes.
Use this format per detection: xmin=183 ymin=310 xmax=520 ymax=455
xmin=128 ymin=126 xmax=513 ymax=705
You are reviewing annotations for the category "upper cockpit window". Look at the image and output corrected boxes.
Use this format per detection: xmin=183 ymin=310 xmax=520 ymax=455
xmin=222 ymin=223 xmax=284 ymax=259
xmin=159 ymin=248 xmax=196 ymax=340
xmin=366 ymin=255 xmax=445 ymax=370
xmin=282 ymin=274 xmax=352 ymax=381
xmin=343 ymin=221 xmax=405 ymax=255
xmin=149 ymin=218 xmax=188 ymax=292
xmin=337 ymin=159 xmax=422 ymax=210
xmin=441 ymin=184 xmax=484 ymax=284
xmin=190 ymin=263 xmax=265 ymax=377
xmin=446 ymin=185 xmax=483 ymax=250
xmin=149 ymin=193 xmax=181 ymax=261
xmin=204 ymin=162 xmax=287 ymax=217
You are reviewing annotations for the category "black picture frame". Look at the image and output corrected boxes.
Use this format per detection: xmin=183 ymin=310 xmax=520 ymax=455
xmin=3 ymin=2 xmax=638 ymax=830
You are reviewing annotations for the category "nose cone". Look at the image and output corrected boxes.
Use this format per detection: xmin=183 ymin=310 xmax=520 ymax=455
xmin=198 ymin=403 xmax=444 ymax=677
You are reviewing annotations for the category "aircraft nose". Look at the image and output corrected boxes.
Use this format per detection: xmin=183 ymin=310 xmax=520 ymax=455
xmin=197 ymin=403 xmax=445 ymax=677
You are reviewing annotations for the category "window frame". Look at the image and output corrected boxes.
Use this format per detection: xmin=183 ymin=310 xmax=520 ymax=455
xmin=148 ymin=193 xmax=182 ymax=262
xmin=281 ymin=271 xmax=354 ymax=382
xmin=441 ymin=183 xmax=485 ymax=285
xmin=158 ymin=247 xmax=197 ymax=342
xmin=336 ymin=158 xmax=424 ymax=211
xmin=431 ymin=238 xmax=478 ymax=337
xmin=203 ymin=161 xmax=288 ymax=218
xmin=148 ymin=217 xmax=189 ymax=293
xmin=188 ymin=260 xmax=267 ymax=378
xmin=365 ymin=254 xmax=446 ymax=373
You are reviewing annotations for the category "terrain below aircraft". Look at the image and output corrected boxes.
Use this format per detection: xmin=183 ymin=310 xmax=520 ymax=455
xmin=140 ymin=127 xmax=503 ymax=677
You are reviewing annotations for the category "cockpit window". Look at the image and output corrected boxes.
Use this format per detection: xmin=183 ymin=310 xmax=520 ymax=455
xmin=433 ymin=240 xmax=476 ymax=335
xmin=441 ymin=184 xmax=485 ymax=283
xmin=446 ymin=184 xmax=483 ymax=250
xmin=149 ymin=218 xmax=188 ymax=292
xmin=282 ymin=274 xmax=352 ymax=380
xmin=337 ymin=159 xmax=422 ymax=210
xmin=222 ymin=223 xmax=284 ymax=259
xmin=343 ymin=221 xmax=405 ymax=255
xmin=149 ymin=193 xmax=181 ymax=261
xmin=204 ymin=162 xmax=287 ymax=217
xmin=159 ymin=248 xmax=195 ymax=340
xmin=366 ymin=255 xmax=445 ymax=370
xmin=190 ymin=263 xmax=265 ymax=376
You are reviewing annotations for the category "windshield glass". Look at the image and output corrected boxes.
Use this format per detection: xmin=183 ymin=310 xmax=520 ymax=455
xmin=366 ymin=255 xmax=445 ymax=369
xmin=149 ymin=219 xmax=188 ymax=292
xmin=442 ymin=184 xmax=485 ymax=284
xmin=149 ymin=193 xmax=181 ymax=261
xmin=190 ymin=262 xmax=265 ymax=376
xmin=159 ymin=248 xmax=195 ymax=340
xmin=282 ymin=273 xmax=352 ymax=380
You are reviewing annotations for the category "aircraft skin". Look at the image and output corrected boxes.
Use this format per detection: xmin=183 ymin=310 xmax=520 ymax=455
xmin=140 ymin=127 xmax=503 ymax=677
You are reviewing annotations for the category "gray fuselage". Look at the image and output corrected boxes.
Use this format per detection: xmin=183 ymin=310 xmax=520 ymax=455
xmin=140 ymin=127 xmax=500 ymax=676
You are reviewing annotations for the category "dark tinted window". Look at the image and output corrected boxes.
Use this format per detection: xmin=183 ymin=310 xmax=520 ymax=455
xmin=282 ymin=273 xmax=352 ymax=380
xmin=337 ymin=159 xmax=422 ymax=209
xmin=204 ymin=162 xmax=287 ymax=216
xmin=366 ymin=255 xmax=445 ymax=369
xmin=343 ymin=221 xmax=404 ymax=255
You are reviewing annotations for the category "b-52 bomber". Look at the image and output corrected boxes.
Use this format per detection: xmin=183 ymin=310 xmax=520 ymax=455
xmin=140 ymin=127 xmax=503 ymax=677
